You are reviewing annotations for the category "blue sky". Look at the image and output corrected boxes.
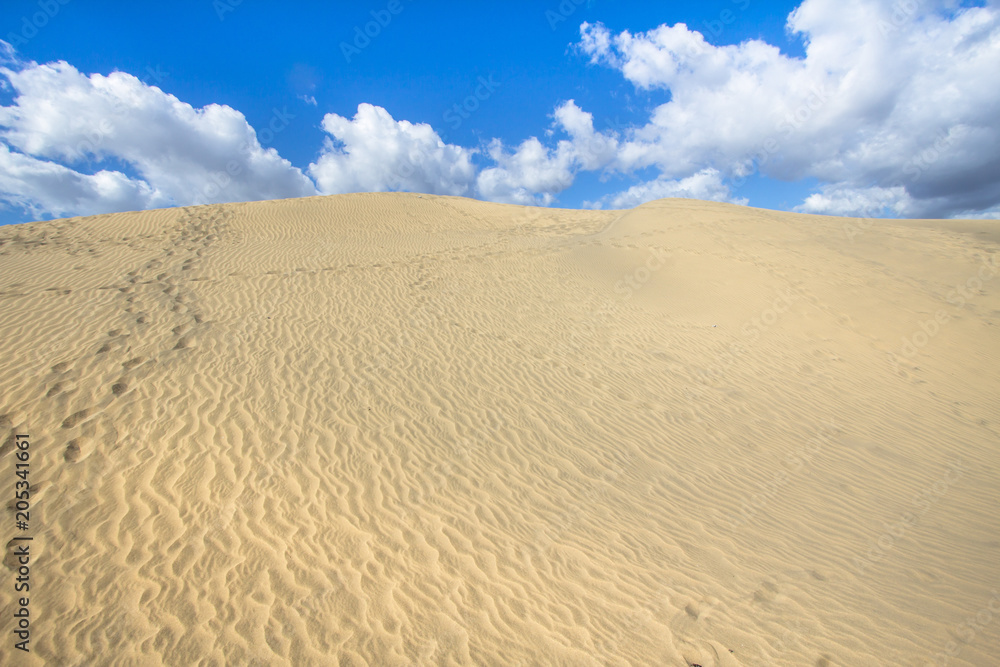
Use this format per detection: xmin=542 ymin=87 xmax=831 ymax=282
xmin=1 ymin=0 xmax=998 ymax=225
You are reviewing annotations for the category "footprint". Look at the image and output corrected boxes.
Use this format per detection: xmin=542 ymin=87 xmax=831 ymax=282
xmin=136 ymin=315 xmax=147 ymax=324
xmin=122 ymin=357 xmax=144 ymax=371
xmin=64 ymin=437 xmax=91 ymax=462
xmin=174 ymin=337 xmax=190 ymax=350
xmin=108 ymin=329 xmax=121 ymax=337
xmin=45 ymin=383 xmax=64 ymax=398
xmin=96 ymin=344 xmax=111 ymax=354
xmin=51 ymin=362 xmax=70 ymax=373
xmin=111 ymin=380 xmax=128 ymax=396
xmin=61 ymin=409 xmax=90 ymax=429
xmin=752 ymin=580 xmax=780 ymax=605
xmin=0 ymin=434 xmax=16 ymax=457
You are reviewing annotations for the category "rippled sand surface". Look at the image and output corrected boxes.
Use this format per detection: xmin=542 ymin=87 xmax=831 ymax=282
xmin=0 ymin=194 xmax=997 ymax=665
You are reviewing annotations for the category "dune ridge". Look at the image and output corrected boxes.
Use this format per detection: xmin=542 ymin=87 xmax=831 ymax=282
xmin=0 ymin=193 xmax=997 ymax=665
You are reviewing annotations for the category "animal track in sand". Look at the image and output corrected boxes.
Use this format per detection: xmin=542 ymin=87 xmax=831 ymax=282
xmin=122 ymin=357 xmax=144 ymax=370
xmin=61 ymin=409 xmax=91 ymax=429
xmin=0 ymin=434 xmax=15 ymax=458
xmin=64 ymin=437 xmax=91 ymax=462
xmin=752 ymin=580 xmax=781 ymax=605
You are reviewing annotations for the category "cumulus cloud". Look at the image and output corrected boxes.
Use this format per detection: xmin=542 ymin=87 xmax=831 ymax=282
xmin=476 ymin=100 xmax=618 ymax=205
xmin=308 ymin=104 xmax=476 ymax=197
xmin=580 ymin=0 xmax=1000 ymax=218
xmin=0 ymin=143 xmax=165 ymax=218
xmin=3 ymin=1 xmax=999 ymax=221
xmin=0 ymin=52 xmax=316 ymax=219
xmin=796 ymin=184 xmax=912 ymax=217
xmin=590 ymin=168 xmax=747 ymax=209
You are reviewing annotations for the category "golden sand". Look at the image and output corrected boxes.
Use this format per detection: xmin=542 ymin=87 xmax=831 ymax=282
xmin=0 ymin=194 xmax=997 ymax=665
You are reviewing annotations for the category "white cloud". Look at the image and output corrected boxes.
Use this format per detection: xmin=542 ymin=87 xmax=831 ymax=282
xmin=796 ymin=184 xmax=912 ymax=217
xmin=0 ymin=143 xmax=166 ymax=218
xmin=0 ymin=54 xmax=316 ymax=219
xmin=592 ymin=168 xmax=748 ymax=209
xmin=3 ymin=1 xmax=999 ymax=221
xmin=580 ymin=0 xmax=1000 ymax=218
xmin=476 ymin=100 xmax=618 ymax=205
xmin=308 ymin=103 xmax=476 ymax=196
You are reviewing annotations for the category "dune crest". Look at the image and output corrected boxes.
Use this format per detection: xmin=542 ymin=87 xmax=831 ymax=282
xmin=0 ymin=193 xmax=997 ymax=665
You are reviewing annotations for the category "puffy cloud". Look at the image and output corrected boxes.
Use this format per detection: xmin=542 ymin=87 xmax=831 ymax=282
xmin=308 ymin=104 xmax=476 ymax=196
xmin=580 ymin=0 xmax=1000 ymax=218
xmin=796 ymin=184 xmax=912 ymax=217
xmin=4 ymin=1 xmax=999 ymax=221
xmin=0 ymin=143 xmax=165 ymax=218
xmin=476 ymin=100 xmax=618 ymax=205
xmin=0 ymin=53 xmax=316 ymax=219
xmin=591 ymin=168 xmax=747 ymax=210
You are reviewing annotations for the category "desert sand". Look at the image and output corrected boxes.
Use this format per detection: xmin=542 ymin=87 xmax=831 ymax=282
xmin=0 ymin=193 xmax=997 ymax=666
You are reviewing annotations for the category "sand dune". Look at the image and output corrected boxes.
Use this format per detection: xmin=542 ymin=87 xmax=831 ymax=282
xmin=0 ymin=193 xmax=997 ymax=665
